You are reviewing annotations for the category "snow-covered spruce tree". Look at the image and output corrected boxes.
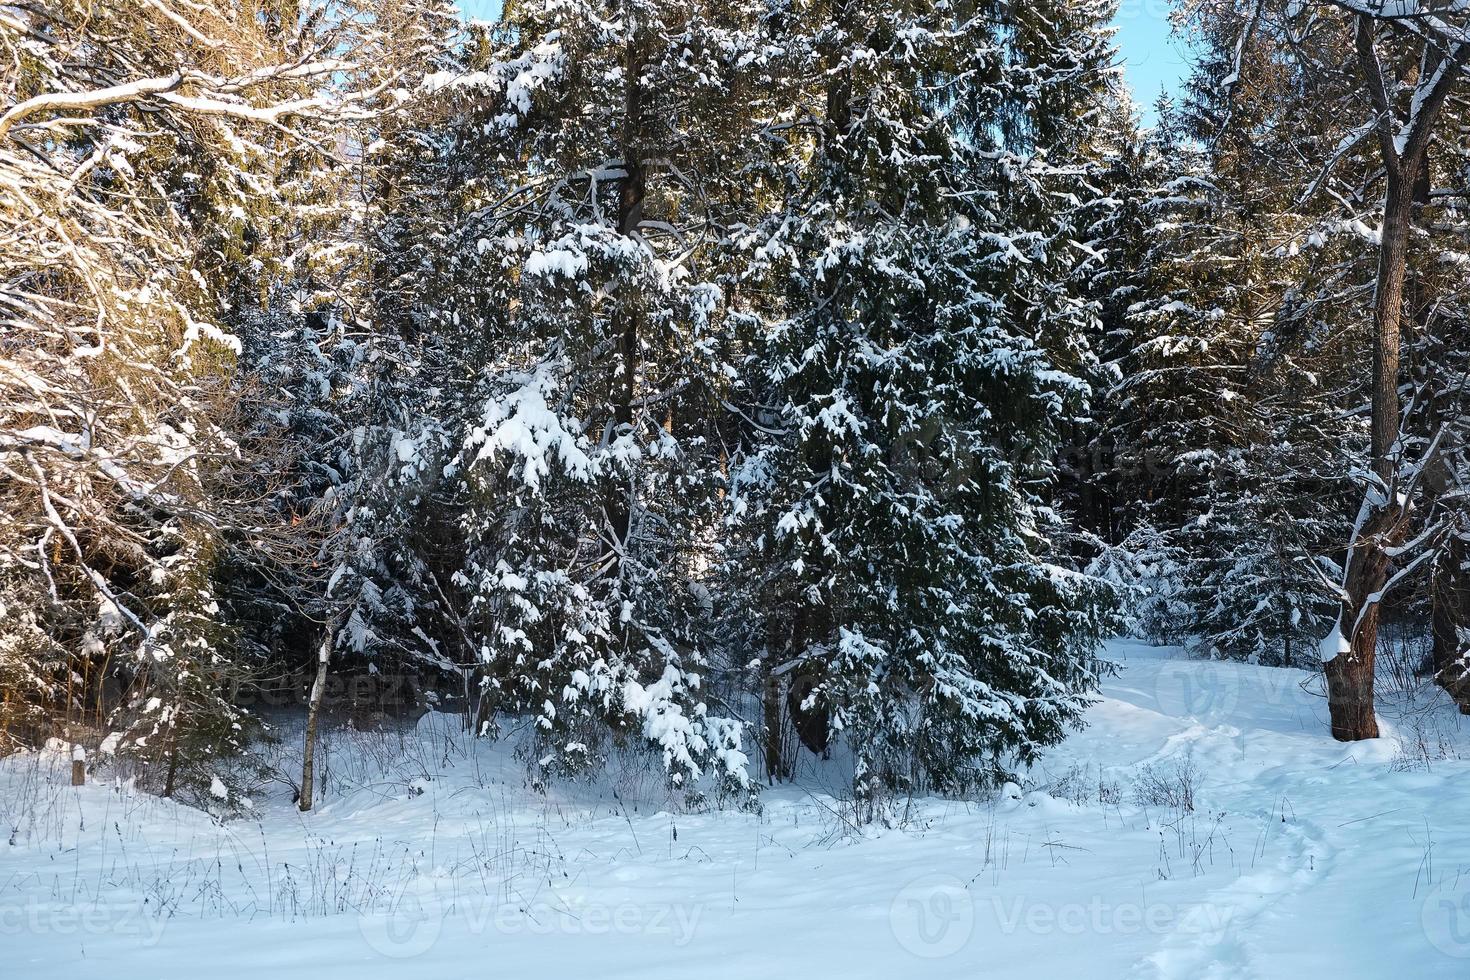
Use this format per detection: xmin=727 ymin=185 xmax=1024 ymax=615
xmin=407 ymin=0 xmax=761 ymax=791
xmin=108 ymin=532 xmax=262 ymax=803
xmin=1054 ymin=90 xmax=1213 ymax=642
xmin=726 ymin=0 xmax=1120 ymax=798
xmin=1176 ymin=420 xmax=1350 ymax=668
xmin=1055 ymin=88 xmax=1157 ymax=548
xmin=1099 ymin=10 xmax=1370 ymax=669
xmin=304 ymin=10 xmax=468 ymax=690
xmin=238 ymin=1 xmax=474 ymax=810
xmin=232 ymin=289 xmax=461 ymax=810
xmin=1083 ymin=521 xmax=1191 ymax=646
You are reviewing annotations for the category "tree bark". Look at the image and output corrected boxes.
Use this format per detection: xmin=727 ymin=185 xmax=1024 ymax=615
xmin=761 ymin=660 xmax=786 ymax=783
xmin=1322 ymin=14 xmax=1470 ymax=741
xmin=1325 ymin=165 xmax=1414 ymax=741
xmin=605 ymin=30 xmax=645 ymax=575
xmin=299 ymin=620 xmax=336 ymax=812
xmin=1432 ymin=532 xmax=1470 ymax=712
xmin=162 ymin=732 xmax=180 ymax=797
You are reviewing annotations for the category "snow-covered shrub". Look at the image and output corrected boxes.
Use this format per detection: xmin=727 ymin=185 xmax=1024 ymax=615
xmin=1086 ymin=523 xmax=1193 ymax=645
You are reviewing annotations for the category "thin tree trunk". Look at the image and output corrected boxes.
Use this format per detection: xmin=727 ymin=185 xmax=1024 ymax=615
xmin=161 ymin=713 xmax=180 ymax=797
xmin=606 ymin=30 xmax=645 ymax=574
xmin=761 ymin=661 xmax=785 ymax=783
xmin=1432 ymin=532 xmax=1470 ymax=712
xmin=299 ymin=621 xmax=336 ymax=812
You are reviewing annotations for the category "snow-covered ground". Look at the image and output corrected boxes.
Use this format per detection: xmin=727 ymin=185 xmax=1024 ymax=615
xmin=5 ymin=638 xmax=1470 ymax=978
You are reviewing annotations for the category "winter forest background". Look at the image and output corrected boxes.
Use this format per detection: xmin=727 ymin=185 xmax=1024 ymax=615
xmin=7 ymin=1 xmax=1470 ymax=974
xmin=4 ymin=0 xmax=1465 ymax=802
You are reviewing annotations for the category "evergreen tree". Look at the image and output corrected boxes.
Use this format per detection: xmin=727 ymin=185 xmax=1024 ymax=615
xmin=1100 ymin=6 xmax=1366 ymax=668
xmin=727 ymin=0 xmax=1120 ymax=796
xmin=392 ymin=0 xmax=763 ymax=790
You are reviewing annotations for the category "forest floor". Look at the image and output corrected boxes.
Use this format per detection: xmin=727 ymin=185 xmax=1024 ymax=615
xmin=4 ymin=638 xmax=1470 ymax=978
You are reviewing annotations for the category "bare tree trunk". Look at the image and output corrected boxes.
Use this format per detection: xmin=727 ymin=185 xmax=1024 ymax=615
xmin=1325 ymin=166 xmax=1413 ymax=741
xmin=605 ymin=30 xmax=645 ymax=576
xmin=299 ymin=621 xmax=336 ymax=812
xmin=761 ymin=663 xmax=785 ymax=783
xmin=1432 ymin=532 xmax=1470 ymax=712
xmin=1323 ymin=14 xmax=1469 ymax=740
xmin=162 ymin=737 xmax=180 ymax=797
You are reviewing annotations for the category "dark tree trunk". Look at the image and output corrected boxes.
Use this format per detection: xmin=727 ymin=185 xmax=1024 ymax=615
xmin=1326 ymin=165 xmax=1413 ymax=742
xmin=761 ymin=660 xmax=786 ymax=783
xmin=1326 ymin=16 xmax=1470 ymax=739
xmin=161 ymin=718 xmax=180 ymax=797
xmin=784 ymin=606 xmax=830 ymax=758
xmin=1432 ymin=532 xmax=1470 ymax=713
xmin=605 ymin=33 xmax=645 ymax=574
